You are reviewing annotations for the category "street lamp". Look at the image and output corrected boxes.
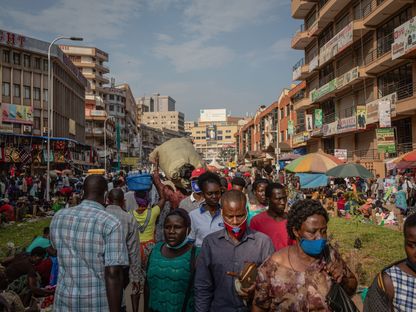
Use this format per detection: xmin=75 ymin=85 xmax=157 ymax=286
xmin=104 ymin=116 xmax=115 ymax=173
xmin=46 ymin=36 xmax=83 ymax=202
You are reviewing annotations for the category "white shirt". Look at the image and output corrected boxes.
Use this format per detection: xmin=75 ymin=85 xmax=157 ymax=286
xmin=189 ymin=203 xmax=224 ymax=247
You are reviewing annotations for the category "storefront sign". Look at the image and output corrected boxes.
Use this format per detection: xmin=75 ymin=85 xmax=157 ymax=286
xmin=366 ymin=93 xmax=397 ymax=125
xmin=309 ymin=55 xmax=319 ymax=72
xmin=337 ymin=116 xmax=357 ymax=134
xmin=322 ymin=121 xmax=338 ymax=137
xmin=336 ymin=67 xmax=359 ymax=89
xmin=305 ymin=114 xmax=313 ymax=131
xmin=293 ymin=132 xmax=310 ymax=147
xmin=288 ymin=120 xmax=294 ymax=135
xmin=90 ymin=110 xmax=107 ymax=117
xmin=376 ymin=128 xmax=396 ymax=153
xmin=0 ymin=30 xmax=25 ymax=47
xmin=121 ymin=157 xmax=139 ymax=166
xmin=0 ymin=121 xmax=13 ymax=133
xmin=314 ymin=109 xmax=323 ymax=128
xmin=392 ymin=17 xmax=416 ymax=60
xmin=2 ymin=103 xmax=33 ymax=125
xmin=379 ymin=99 xmax=391 ymax=128
xmin=356 ymin=106 xmax=366 ymax=129
xmin=310 ymin=79 xmax=337 ymax=102
xmin=334 ymin=149 xmax=347 ymax=161
xmin=319 ymin=22 xmax=353 ymax=65
xmin=311 ymin=128 xmax=323 ymax=137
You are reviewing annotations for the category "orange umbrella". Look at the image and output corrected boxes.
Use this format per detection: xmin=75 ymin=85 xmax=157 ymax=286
xmin=285 ymin=152 xmax=343 ymax=173
xmin=391 ymin=150 xmax=416 ymax=169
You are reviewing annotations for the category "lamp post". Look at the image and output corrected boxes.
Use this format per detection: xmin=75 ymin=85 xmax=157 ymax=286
xmin=104 ymin=116 xmax=115 ymax=173
xmin=46 ymin=36 xmax=83 ymax=202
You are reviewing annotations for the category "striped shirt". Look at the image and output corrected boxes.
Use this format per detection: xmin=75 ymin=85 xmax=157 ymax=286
xmin=51 ymin=200 xmax=129 ymax=311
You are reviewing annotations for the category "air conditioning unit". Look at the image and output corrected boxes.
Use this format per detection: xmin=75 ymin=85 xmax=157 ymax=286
xmin=23 ymin=125 xmax=32 ymax=133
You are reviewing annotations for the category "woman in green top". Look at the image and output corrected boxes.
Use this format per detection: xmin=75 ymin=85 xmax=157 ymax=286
xmin=145 ymin=208 xmax=197 ymax=312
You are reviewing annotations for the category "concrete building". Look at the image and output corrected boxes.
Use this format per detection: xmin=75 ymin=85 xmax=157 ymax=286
xmin=59 ymin=44 xmax=109 ymax=102
xmin=136 ymin=96 xmax=149 ymax=124
xmin=0 ymin=30 xmax=88 ymax=141
xmin=137 ymin=94 xmax=175 ymax=112
xmin=142 ymin=111 xmax=185 ymax=133
xmin=185 ymin=121 xmax=196 ymax=136
xmin=191 ymin=109 xmax=242 ymax=162
xmin=290 ymin=0 xmax=416 ymax=175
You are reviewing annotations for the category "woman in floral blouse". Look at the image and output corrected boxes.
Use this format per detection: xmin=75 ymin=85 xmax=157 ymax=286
xmin=252 ymin=199 xmax=357 ymax=311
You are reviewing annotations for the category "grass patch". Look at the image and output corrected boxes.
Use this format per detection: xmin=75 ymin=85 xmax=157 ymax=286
xmin=328 ymin=217 xmax=405 ymax=285
xmin=0 ymin=218 xmax=51 ymax=258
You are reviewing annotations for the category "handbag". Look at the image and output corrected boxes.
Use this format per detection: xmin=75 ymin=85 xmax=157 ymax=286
xmin=324 ymin=246 xmax=359 ymax=312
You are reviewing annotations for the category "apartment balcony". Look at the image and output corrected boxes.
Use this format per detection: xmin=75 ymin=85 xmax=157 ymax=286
xmin=291 ymin=0 xmax=316 ymax=19
xmin=293 ymin=96 xmax=313 ymax=111
xmin=361 ymin=32 xmax=405 ymax=75
xmin=95 ymin=74 xmax=110 ymax=84
xmin=96 ymin=63 xmax=110 ymax=74
xmin=291 ymin=25 xmax=315 ymax=50
xmin=292 ymin=58 xmax=312 ymax=81
xmin=317 ymin=0 xmax=350 ymax=31
xmin=362 ymin=0 xmax=413 ymax=27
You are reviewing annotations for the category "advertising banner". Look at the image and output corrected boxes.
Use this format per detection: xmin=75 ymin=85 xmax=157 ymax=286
xmin=322 ymin=121 xmax=338 ymax=137
xmin=2 ymin=103 xmax=33 ymax=124
xmin=206 ymin=125 xmax=217 ymax=140
xmin=121 ymin=157 xmax=139 ymax=166
xmin=376 ymin=128 xmax=396 ymax=153
xmin=356 ymin=106 xmax=366 ymax=129
xmin=336 ymin=67 xmax=359 ymax=89
xmin=288 ymin=120 xmax=294 ymax=135
xmin=334 ymin=149 xmax=348 ymax=161
xmin=379 ymin=99 xmax=391 ymax=128
xmin=319 ymin=22 xmax=353 ymax=65
xmin=314 ymin=109 xmax=323 ymax=128
xmin=305 ymin=114 xmax=313 ymax=131
xmin=366 ymin=93 xmax=397 ymax=125
xmin=392 ymin=17 xmax=416 ymax=60
xmin=310 ymin=79 xmax=337 ymax=102
xmin=337 ymin=116 xmax=357 ymax=134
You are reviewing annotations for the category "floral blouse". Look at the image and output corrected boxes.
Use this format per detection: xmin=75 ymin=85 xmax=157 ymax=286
xmin=253 ymin=246 xmax=348 ymax=311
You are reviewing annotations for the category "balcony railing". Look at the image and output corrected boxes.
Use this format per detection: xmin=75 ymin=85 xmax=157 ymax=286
xmin=319 ymin=72 xmax=335 ymax=87
xmin=387 ymin=142 xmax=416 ymax=158
xmin=379 ymin=79 xmax=414 ymax=101
xmin=293 ymin=57 xmax=305 ymax=71
xmin=361 ymin=32 xmax=393 ymax=65
xmin=323 ymin=112 xmax=336 ymax=124
xmin=294 ymin=24 xmax=305 ymax=36
xmin=355 ymin=0 xmax=386 ymax=19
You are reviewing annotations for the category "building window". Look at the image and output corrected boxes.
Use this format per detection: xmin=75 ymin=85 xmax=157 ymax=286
xmin=109 ymin=94 xmax=114 ymax=100
xmin=286 ymin=105 xmax=290 ymax=116
xmin=225 ymin=136 xmax=232 ymax=139
xmin=24 ymin=86 xmax=30 ymax=99
xmin=43 ymin=59 xmax=48 ymax=71
xmin=378 ymin=63 xmax=413 ymax=100
xmin=14 ymin=84 xmax=20 ymax=97
xmin=2 ymin=50 xmax=10 ymax=63
xmin=13 ymin=52 xmax=21 ymax=65
xmin=280 ymin=131 xmax=284 ymax=142
xmin=109 ymin=104 xmax=114 ymax=111
xmin=23 ymin=54 xmax=31 ymax=67
xmin=34 ymin=87 xmax=41 ymax=100
xmin=34 ymin=58 xmax=41 ymax=70
xmin=43 ymin=89 xmax=48 ymax=101
xmin=34 ymin=117 xmax=40 ymax=130
xmin=2 ymin=82 xmax=10 ymax=96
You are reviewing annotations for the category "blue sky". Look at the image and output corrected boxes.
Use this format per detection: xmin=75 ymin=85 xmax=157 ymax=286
xmin=1 ymin=0 xmax=302 ymax=120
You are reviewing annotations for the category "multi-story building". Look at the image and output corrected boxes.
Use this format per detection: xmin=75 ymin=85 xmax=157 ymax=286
xmin=191 ymin=109 xmax=242 ymax=162
xmin=185 ymin=121 xmax=196 ymax=136
xmin=0 ymin=29 xmax=94 ymax=171
xmin=135 ymin=97 xmax=149 ymax=124
xmin=136 ymin=94 xmax=176 ymax=112
xmin=142 ymin=111 xmax=185 ymax=133
xmin=59 ymin=44 xmax=109 ymax=102
xmin=291 ymin=0 xmax=416 ymax=175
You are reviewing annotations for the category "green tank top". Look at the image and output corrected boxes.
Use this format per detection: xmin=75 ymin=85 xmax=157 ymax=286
xmin=147 ymin=242 xmax=198 ymax=312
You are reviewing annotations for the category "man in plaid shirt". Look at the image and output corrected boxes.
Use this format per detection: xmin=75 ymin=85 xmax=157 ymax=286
xmin=51 ymin=174 xmax=129 ymax=311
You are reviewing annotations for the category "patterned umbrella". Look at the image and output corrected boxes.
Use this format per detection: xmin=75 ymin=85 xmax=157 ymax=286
xmin=390 ymin=150 xmax=416 ymax=169
xmin=285 ymin=152 xmax=343 ymax=173
xmin=326 ymin=163 xmax=374 ymax=178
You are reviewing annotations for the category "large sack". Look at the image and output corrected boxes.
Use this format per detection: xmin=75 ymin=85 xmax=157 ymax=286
xmin=149 ymin=138 xmax=205 ymax=189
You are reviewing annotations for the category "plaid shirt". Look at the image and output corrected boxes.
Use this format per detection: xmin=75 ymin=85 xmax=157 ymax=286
xmin=51 ymin=200 xmax=129 ymax=311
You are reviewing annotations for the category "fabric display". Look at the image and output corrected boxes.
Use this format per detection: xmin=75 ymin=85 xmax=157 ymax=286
xmin=43 ymin=150 xmax=54 ymax=163
xmin=4 ymin=146 xmax=12 ymax=163
xmin=10 ymin=148 xmax=20 ymax=163
xmin=20 ymin=147 xmax=32 ymax=165
xmin=55 ymin=151 xmax=65 ymax=163
xmin=54 ymin=141 xmax=66 ymax=150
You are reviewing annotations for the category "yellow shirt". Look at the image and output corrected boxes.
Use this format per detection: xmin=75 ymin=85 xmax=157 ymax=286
xmin=132 ymin=205 xmax=161 ymax=243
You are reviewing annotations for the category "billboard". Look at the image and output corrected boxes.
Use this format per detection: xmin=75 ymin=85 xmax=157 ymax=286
xmin=200 ymin=109 xmax=227 ymax=122
xmin=376 ymin=128 xmax=396 ymax=153
xmin=206 ymin=124 xmax=217 ymax=140
xmin=2 ymin=103 xmax=33 ymax=125
xmin=392 ymin=17 xmax=416 ymax=60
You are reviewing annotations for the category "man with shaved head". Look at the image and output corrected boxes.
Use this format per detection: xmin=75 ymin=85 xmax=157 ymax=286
xmin=195 ymin=190 xmax=274 ymax=312
xmin=51 ymin=175 xmax=129 ymax=312
xmin=106 ymin=188 xmax=141 ymax=297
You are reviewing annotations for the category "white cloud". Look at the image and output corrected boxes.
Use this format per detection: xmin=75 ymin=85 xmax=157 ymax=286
xmin=156 ymin=33 xmax=174 ymax=42
xmin=3 ymin=0 xmax=141 ymax=40
xmin=154 ymin=39 xmax=235 ymax=72
xmin=245 ymin=37 xmax=295 ymax=66
xmin=183 ymin=0 xmax=280 ymax=39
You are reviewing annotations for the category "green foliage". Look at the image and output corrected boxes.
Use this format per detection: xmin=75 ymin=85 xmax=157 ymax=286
xmin=0 ymin=218 xmax=51 ymax=259
xmin=329 ymin=218 xmax=405 ymax=285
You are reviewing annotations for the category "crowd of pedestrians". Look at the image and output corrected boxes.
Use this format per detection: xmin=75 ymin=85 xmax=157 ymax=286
xmin=1 ymin=163 xmax=416 ymax=311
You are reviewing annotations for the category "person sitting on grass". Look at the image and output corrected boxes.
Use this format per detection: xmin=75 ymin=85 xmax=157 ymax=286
xmin=364 ymin=213 xmax=416 ymax=311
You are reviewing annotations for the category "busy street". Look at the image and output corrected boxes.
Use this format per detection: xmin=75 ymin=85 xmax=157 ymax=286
xmin=2 ymin=0 xmax=416 ymax=311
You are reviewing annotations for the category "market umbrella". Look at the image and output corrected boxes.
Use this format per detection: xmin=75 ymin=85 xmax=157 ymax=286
xmin=326 ymin=163 xmax=374 ymax=178
xmin=285 ymin=152 xmax=343 ymax=173
xmin=389 ymin=150 xmax=416 ymax=169
xmin=279 ymin=153 xmax=300 ymax=161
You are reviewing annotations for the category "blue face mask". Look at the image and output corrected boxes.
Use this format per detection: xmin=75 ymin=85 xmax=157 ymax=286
xmin=300 ymin=238 xmax=327 ymax=256
xmin=191 ymin=180 xmax=201 ymax=193
xmin=166 ymin=237 xmax=189 ymax=250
